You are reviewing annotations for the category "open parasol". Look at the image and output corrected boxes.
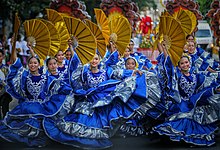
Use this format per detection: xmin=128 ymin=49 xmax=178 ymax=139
xmin=41 ymin=19 xmax=61 ymax=57
xmin=46 ymin=8 xmax=70 ymax=52
xmin=24 ymin=19 xmax=51 ymax=60
xmin=62 ymin=16 xmax=97 ymax=65
xmin=109 ymin=16 xmax=131 ymax=55
xmin=85 ymin=19 xmax=106 ymax=58
xmin=173 ymin=8 xmax=192 ymax=36
xmin=159 ymin=16 xmax=186 ymax=66
xmin=94 ymin=8 xmax=110 ymax=45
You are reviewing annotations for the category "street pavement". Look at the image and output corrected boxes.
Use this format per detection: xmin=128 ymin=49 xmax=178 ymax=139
xmin=1 ymin=134 xmax=220 ymax=150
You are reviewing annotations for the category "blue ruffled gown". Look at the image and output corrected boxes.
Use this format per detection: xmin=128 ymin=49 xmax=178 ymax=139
xmin=0 ymin=58 xmax=74 ymax=147
xmin=153 ymin=54 xmax=220 ymax=146
xmin=43 ymin=59 xmax=165 ymax=149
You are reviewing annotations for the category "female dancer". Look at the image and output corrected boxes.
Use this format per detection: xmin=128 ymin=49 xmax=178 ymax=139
xmin=186 ymin=35 xmax=219 ymax=71
xmin=0 ymin=39 xmax=74 ymax=147
xmin=153 ymin=42 xmax=220 ymax=146
xmin=43 ymin=52 xmax=164 ymax=149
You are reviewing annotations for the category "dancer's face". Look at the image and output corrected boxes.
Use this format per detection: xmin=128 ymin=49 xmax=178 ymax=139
xmin=124 ymin=48 xmax=130 ymax=58
xmin=47 ymin=58 xmax=58 ymax=73
xmin=126 ymin=58 xmax=136 ymax=70
xmin=187 ymin=42 xmax=195 ymax=54
xmin=187 ymin=35 xmax=194 ymax=42
xmin=90 ymin=54 xmax=100 ymax=68
xmin=56 ymin=50 xmax=65 ymax=63
xmin=129 ymin=41 xmax=134 ymax=52
xmin=65 ymin=51 xmax=72 ymax=60
xmin=28 ymin=57 xmax=39 ymax=72
xmin=178 ymin=57 xmax=190 ymax=72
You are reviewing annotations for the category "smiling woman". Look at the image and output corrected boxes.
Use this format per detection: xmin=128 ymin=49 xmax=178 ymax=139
xmin=0 ymin=33 xmax=74 ymax=147
xmin=154 ymin=43 xmax=220 ymax=146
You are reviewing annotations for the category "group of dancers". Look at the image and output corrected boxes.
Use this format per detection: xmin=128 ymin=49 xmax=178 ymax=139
xmin=0 ymin=32 xmax=220 ymax=149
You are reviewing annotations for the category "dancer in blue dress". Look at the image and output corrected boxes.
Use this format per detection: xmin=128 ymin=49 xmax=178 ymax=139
xmin=43 ymin=52 xmax=164 ymax=149
xmin=153 ymin=42 xmax=220 ymax=146
xmin=186 ymin=35 xmax=220 ymax=71
xmin=129 ymin=39 xmax=153 ymax=71
xmin=186 ymin=41 xmax=217 ymax=73
xmin=0 ymin=41 xmax=74 ymax=147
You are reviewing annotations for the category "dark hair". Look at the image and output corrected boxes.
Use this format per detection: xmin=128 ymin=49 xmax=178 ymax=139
xmin=46 ymin=57 xmax=57 ymax=67
xmin=125 ymin=57 xmax=137 ymax=66
xmin=178 ymin=55 xmax=190 ymax=67
xmin=27 ymin=56 xmax=40 ymax=64
xmin=55 ymin=50 xmax=63 ymax=57
xmin=0 ymin=50 xmax=5 ymax=55
xmin=8 ymin=32 xmax=13 ymax=38
xmin=65 ymin=49 xmax=71 ymax=54
xmin=130 ymin=39 xmax=134 ymax=44
xmin=186 ymin=34 xmax=194 ymax=40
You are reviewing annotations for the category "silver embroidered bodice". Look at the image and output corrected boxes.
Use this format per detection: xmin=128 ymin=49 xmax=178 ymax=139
xmin=179 ymin=74 xmax=197 ymax=100
xmin=26 ymin=74 xmax=47 ymax=102
xmin=87 ymin=70 xmax=107 ymax=88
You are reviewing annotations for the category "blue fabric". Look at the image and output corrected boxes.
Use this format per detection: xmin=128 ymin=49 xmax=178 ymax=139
xmin=154 ymin=118 xmax=217 ymax=146
xmin=130 ymin=52 xmax=153 ymax=70
xmin=0 ymin=58 xmax=73 ymax=147
xmin=154 ymin=54 xmax=219 ymax=146
xmin=104 ymin=51 xmax=119 ymax=68
xmin=43 ymin=64 xmax=165 ymax=148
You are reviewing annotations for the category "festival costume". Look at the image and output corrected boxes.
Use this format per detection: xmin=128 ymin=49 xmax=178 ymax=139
xmin=43 ymin=50 xmax=165 ymax=149
xmin=0 ymin=58 xmax=74 ymax=147
xmin=189 ymin=47 xmax=219 ymax=73
xmin=153 ymin=54 xmax=220 ymax=146
xmin=196 ymin=47 xmax=219 ymax=70
xmin=130 ymin=52 xmax=153 ymax=70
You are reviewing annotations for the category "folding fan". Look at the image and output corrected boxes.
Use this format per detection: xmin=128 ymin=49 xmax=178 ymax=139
xmin=108 ymin=11 xmax=123 ymax=22
xmin=14 ymin=13 xmax=20 ymax=38
xmin=94 ymin=8 xmax=110 ymax=45
xmin=12 ymin=13 xmax=21 ymax=56
xmin=85 ymin=19 xmax=106 ymax=58
xmin=159 ymin=16 xmax=186 ymax=66
xmin=109 ymin=16 xmax=131 ymax=55
xmin=24 ymin=19 xmax=51 ymax=60
xmin=184 ymin=9 xmax=197 ymax=34
xmin=173 ymin=8 xmax=192 ymax=35
xmin=46 ymin=8 xmax=70 ymax=52
xmin=41 ymin=19 xmax=61 ymax=57
xmin=63 ymin=16 xmax=96 ymax=65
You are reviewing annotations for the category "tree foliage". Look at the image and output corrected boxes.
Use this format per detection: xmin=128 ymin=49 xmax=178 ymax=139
xmin=196 ymin=0 xmax=213 ymax=17
xmin=0 ymin=0 xmax=50 ymax=21
xmin=133 ymin=0 xmax=157 ymax=10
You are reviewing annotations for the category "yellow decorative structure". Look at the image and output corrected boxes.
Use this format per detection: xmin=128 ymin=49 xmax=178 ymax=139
xmin=24 ymin=19 xmax=51 ymax=60
xmin=173 ymin=8 xmax=192 ymax=35
xmin=11 ymin=13 xmax=21 ymax=61
xmin=63 ymin=16 xmax=97 ymax=65
xmin=159 ymin=16 xmax=186 ymax=66
xmin=14 ymin=13 xmax=20 ymax=37
xmin=85 ymin=19 xmax=106 ymax=58
xmin=108 ymin=11 xmax=123 ymax=22
xmin=46 ymin=9 xmax=70 ymax=52
xmin=184 ymin=9 xmax=197 ymax=34
xmin=41 ymin=19 xmax=61 ymax=57
xmin=109 ymin=16 xmax=131 ymax=55
xmin=94 ymin=8 xmax=110 ymax=45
